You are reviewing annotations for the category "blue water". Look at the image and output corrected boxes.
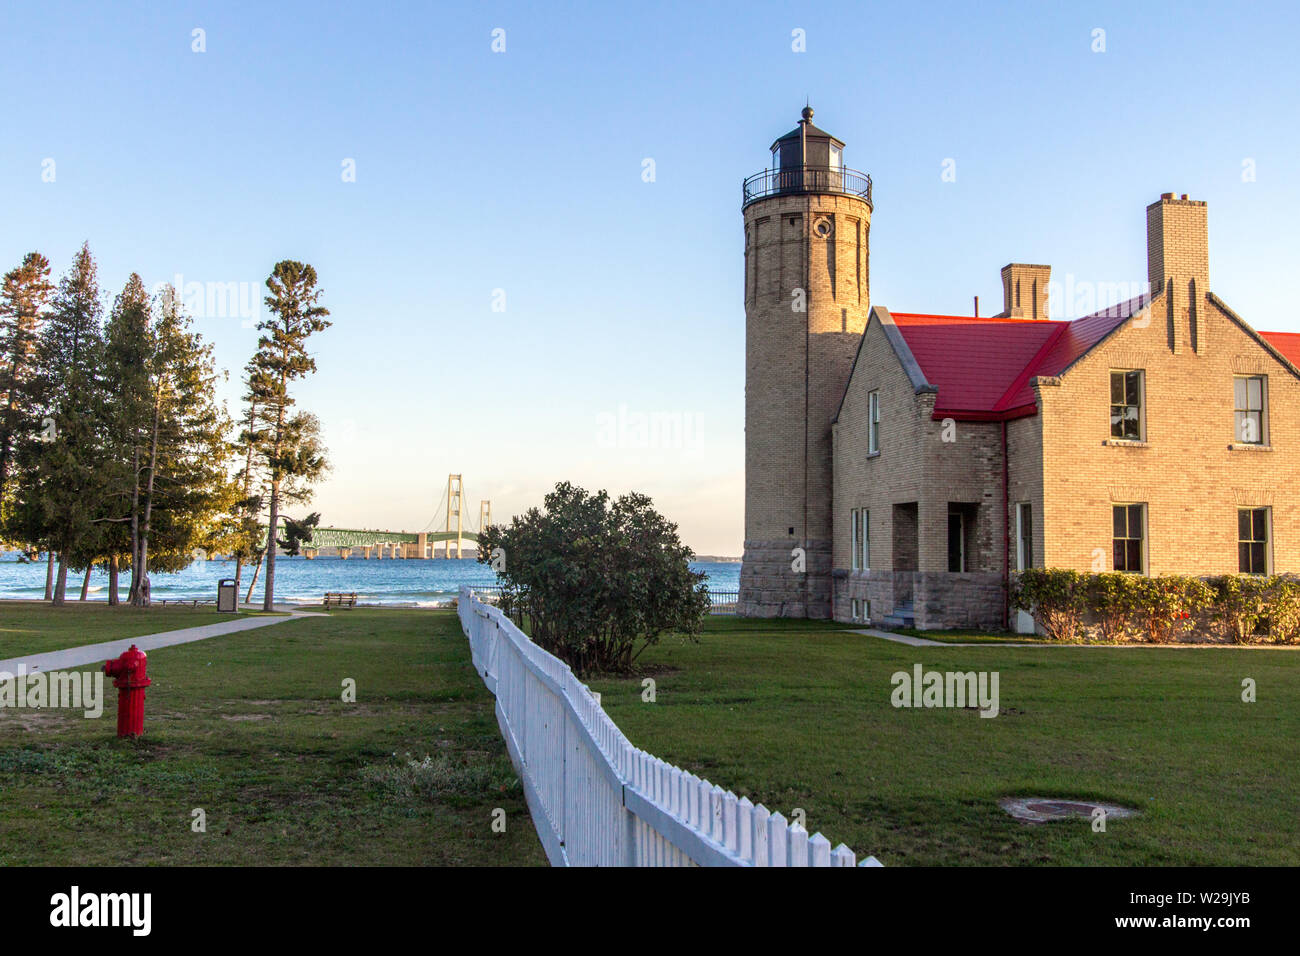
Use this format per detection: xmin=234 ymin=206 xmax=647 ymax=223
xmin=0 ymin=555 xmax=741 ymax=606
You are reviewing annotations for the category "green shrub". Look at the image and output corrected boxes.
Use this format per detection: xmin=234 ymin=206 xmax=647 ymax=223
xmin=1086 ymin=573 xmax=1140 ymax=643
xmin=1206 ymin=575 xmax=1272 ymax=644
xmin=1267 ymin=574 xmax=1300 ymax=644
xmin=1011 ymin=569 xmax=1087 ymax=641
xmin=477 ymin=481 xmax=709 ymax=675
xmin=1129 ymin=575 xmax=1213 ymax=644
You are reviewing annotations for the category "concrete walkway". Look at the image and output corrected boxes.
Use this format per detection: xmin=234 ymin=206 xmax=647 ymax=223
xmin=849 ymin=628 xmax=1045 ymax=647
xmin=849 ymin=627 xmax=1300 ymax=649
xmin=0 ymin=610 xmax=321 ymax=676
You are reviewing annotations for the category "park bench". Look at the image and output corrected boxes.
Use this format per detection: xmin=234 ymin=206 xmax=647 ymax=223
xmin=323 ymin=592 xmax=358 ymax=610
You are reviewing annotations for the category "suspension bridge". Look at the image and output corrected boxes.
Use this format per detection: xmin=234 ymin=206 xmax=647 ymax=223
xmin=304 ymin=474 xmax=491 ymax=560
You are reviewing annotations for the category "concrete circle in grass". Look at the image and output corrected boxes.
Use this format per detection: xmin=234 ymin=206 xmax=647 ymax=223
xmin=998 ymin=796 xmax=1140 ymax=824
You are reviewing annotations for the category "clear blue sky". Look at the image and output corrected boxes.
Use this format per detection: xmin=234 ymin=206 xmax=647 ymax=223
xmin=3 ymin=0 xmax=1297 ymax=554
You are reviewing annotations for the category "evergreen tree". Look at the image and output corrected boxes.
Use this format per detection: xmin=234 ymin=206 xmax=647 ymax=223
xmin=127 ymin=286 xmax=235 ymax=605
xmin=99 ymin=273 xmax=154 ymax=604
xmin=278 ymin=511 xmax=321 ymax=556
xmin=0 ymin=252 xmax=55 ymax=521
xmin=12 ymin=243 xmax=106 ymax=604
xmin=250 ymin=261 xmax=330 ymax=610
xmin=227 ymin=360 xmax=270 ymax=599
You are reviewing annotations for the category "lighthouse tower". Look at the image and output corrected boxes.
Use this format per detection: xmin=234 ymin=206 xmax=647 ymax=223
xmin=738 ymin=108 xmax=873 ymax=618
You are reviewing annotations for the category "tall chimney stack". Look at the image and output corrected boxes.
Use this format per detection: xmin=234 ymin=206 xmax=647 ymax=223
xmin=1147 ymin=194 xmax=1209 ymax=353
xmin=1147 ymin=193 xmax=1209 ymax=295
xmin=999 ymin=263 xmax=1052 ymax=319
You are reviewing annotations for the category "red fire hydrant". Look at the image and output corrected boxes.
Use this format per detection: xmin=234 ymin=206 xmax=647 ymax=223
xmin=103 ymin=645 xmax=152 ymax=738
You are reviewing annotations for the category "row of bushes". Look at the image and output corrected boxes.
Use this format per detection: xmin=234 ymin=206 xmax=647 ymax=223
xmin=1010 ymin=569 xmax=1300 ymax=644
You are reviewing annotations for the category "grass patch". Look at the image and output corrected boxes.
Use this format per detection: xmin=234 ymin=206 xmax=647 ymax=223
xmin=0 ymin=600 xmax=261 ymax=658
xmin=590 ymin=615 xmax=1300 ymax=866
xmin=0 ymin=609 xmax=544 ymax=866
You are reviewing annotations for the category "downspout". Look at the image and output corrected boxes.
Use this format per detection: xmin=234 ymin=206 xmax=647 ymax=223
xmin=803 ymin=200 xmax=811 ymax=616
xmin=1001 ymin=420 xmax=1010 ymax=631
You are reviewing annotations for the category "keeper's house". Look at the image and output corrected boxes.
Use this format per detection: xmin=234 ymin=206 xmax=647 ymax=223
xmin=738 ymin=109 xmax=1300 ymax=631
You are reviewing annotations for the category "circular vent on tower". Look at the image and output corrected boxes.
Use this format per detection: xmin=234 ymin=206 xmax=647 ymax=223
xmin=813 ymin=216 xmax=833 ymax=238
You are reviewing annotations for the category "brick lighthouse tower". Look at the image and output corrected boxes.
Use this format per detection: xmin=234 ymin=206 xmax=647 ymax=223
xmin=738 ymin=107 xmax=873 ymax=618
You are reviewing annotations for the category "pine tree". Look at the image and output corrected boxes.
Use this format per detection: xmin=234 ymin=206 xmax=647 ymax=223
xmin=250 ymin=261 xmax=330 ymax=610
xmin=0 ymin=252 xmax=55 ymax=521
xmin=99 ymin=273 xmax=154 ymax=604
xmin=227 ymin=360 xmax=270 ymax=599
xmin=127 ymin=286 xmax=235 ymax=606
xmin=12 ymin=243 xmax=106 ymax=604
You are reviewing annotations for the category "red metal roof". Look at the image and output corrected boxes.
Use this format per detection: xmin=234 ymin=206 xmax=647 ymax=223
xmin=890 ymin=296 xmax=1149 ymax=420
xmin=1260 ymin=331 xmax=1300 ymax=368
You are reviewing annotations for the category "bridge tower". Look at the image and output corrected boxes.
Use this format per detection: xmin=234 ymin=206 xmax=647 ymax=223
xmin=446 ymin=474 xmax=463 ymax=559
xmin=739 ymin=107 xmax=872 ymax=618
xmin=479 ymin=500 xmax=491 ymax=534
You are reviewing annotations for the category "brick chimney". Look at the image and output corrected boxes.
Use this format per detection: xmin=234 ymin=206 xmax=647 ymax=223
xmin=1147 ymin=194 xmax=1209 ymax=353
xmin=999 ymin=263 xmax=1051 ymax=319
xmin=1147 ymin=193 xmax=1208 ymax=294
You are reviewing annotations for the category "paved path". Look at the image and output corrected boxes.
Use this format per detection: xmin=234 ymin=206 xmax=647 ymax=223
xmin=0 ymin=610 xmax=322 ymax=676
xmin=849 ymin=627 xmax=1300 ymax=649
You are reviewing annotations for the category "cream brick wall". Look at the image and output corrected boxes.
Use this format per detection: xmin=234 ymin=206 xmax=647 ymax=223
xmin=743 ymin=192 xmax=871 ymax=544
xmin=831 ymin=313 xmax=1008 ymax=627
xmin=1038 ymin=293 xmax=1300 ymax=574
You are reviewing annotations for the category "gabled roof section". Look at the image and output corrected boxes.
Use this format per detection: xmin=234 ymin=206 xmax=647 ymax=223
xmin=831 ymin=307 xmax=934 ymax=425
xmin=1213 ymin=293 xmax=1300 ymax=381
xmin=886 ymin=296 xmax=1148 ymax=421
xmin=1260 ymin=331 xmax=1300 ymax=369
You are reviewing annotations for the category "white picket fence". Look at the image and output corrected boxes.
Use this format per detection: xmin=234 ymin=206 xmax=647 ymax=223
xmin=458 ymin=586 xmax=881 ymax=867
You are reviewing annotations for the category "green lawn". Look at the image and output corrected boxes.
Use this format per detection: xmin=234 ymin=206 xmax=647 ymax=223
xmin=0 ymin=609 xmax=545 ymax=866
xmin=0 ymin=601 xmax=260 ymax=659
xmin=591 ymin=616 xmax=1300 ymax=866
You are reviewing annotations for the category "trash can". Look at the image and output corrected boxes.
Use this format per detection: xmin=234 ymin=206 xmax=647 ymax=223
xmin=217 ymin=579 xmax=238 ymax=613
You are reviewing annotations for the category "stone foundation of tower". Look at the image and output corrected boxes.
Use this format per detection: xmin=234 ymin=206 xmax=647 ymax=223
xmin=737 ymin=538 xmax=832 ymax=618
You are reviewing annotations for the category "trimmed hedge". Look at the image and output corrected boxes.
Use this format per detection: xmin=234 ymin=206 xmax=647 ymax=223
xmin=1011 ymin=569 xmax=1300 ymax=644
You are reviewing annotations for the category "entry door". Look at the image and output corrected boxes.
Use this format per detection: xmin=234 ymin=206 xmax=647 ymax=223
xmin=947 ymin=513 xmax=965 ymax=572
xmin=1014 ymin=503 xmax=1035 ymax=634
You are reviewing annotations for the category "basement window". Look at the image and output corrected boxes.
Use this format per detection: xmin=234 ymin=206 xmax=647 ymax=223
xmin=1109 ymin=370 xmax=1144 ymax=440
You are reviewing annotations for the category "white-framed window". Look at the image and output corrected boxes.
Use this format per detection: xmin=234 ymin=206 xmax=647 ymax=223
xmin=850 ymin=509 xmax=859 ymax=570
xmin=861 ymin=509 xmax=870 ymax=570
xmin=1238 ymin=507 xmax=1271 ymax=575
xmin=1234 ymin=375 xmax=1267 ymax=445
xmin=868 ymin=391 xmax=880 ymax=454
xmin=1015 ymin=502 xmax=1033 ymax=571
xmin=851 ymin=598 xmax=859 ymax=621
xmin=1113 ymin=503 xmax=1147 ymax=574
xmin=1109 ymin=369 xmax=1145 ymax=440
xmin=829 ymin=144 xmax=842 ymax=169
